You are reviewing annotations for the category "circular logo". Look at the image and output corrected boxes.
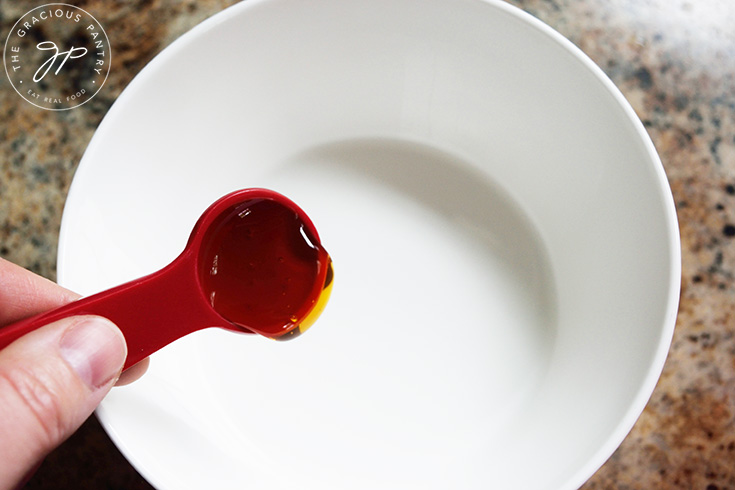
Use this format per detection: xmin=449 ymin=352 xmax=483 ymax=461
xmin=3 ymin=3 xmax=111 ymax=110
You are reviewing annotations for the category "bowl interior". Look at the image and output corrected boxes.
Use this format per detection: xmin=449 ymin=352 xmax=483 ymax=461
xmin=58 ymin=0 xmax=679 ymax=488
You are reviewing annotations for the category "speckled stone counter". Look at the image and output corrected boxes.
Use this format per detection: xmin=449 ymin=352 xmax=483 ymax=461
xmin=1 ymin=1 xmax=733 ymax=488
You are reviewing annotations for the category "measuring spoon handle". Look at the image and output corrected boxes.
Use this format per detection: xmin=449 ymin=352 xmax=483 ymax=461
xmin=0 ymin=253 xmax=223 ymax=370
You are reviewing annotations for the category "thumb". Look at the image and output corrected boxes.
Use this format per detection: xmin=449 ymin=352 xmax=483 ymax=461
xmin=0 ymin=315 xmax=126 ymax=488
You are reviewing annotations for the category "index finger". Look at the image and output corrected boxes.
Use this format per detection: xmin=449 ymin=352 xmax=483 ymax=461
xmin=0 ymin=258 xmax=80 ymax=326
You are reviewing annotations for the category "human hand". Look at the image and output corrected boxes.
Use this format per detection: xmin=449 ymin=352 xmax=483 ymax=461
xmin=0 ymin=258 xmax=147 ymax=489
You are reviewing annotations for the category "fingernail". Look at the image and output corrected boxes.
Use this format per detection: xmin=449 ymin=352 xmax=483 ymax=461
xmin=59 ymin=317 xmax=127 ymax=389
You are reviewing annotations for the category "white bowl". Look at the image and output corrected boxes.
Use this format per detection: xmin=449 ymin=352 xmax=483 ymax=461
xmin=58 ymin=0 xmax=680 ymax=488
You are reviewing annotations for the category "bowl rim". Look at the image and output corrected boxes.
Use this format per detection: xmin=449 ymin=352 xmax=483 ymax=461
xmin=58 ymin=0 xmax=682 ymax=488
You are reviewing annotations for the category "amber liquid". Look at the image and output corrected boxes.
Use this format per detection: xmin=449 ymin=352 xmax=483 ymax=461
xmin=198 ymin=198 xmax=332 ymax=339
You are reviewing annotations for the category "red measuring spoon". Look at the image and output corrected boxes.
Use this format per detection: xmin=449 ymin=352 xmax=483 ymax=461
xmin=0 ymin=188 xmax=333 ymax=370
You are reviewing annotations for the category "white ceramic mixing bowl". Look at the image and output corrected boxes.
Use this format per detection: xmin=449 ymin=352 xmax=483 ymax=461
xmin=58 ymin=0 xmax=680 ymax=488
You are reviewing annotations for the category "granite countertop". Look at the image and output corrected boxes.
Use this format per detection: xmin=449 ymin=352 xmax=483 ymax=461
xmin=1 ymin=0 xmax=733 ymax=488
